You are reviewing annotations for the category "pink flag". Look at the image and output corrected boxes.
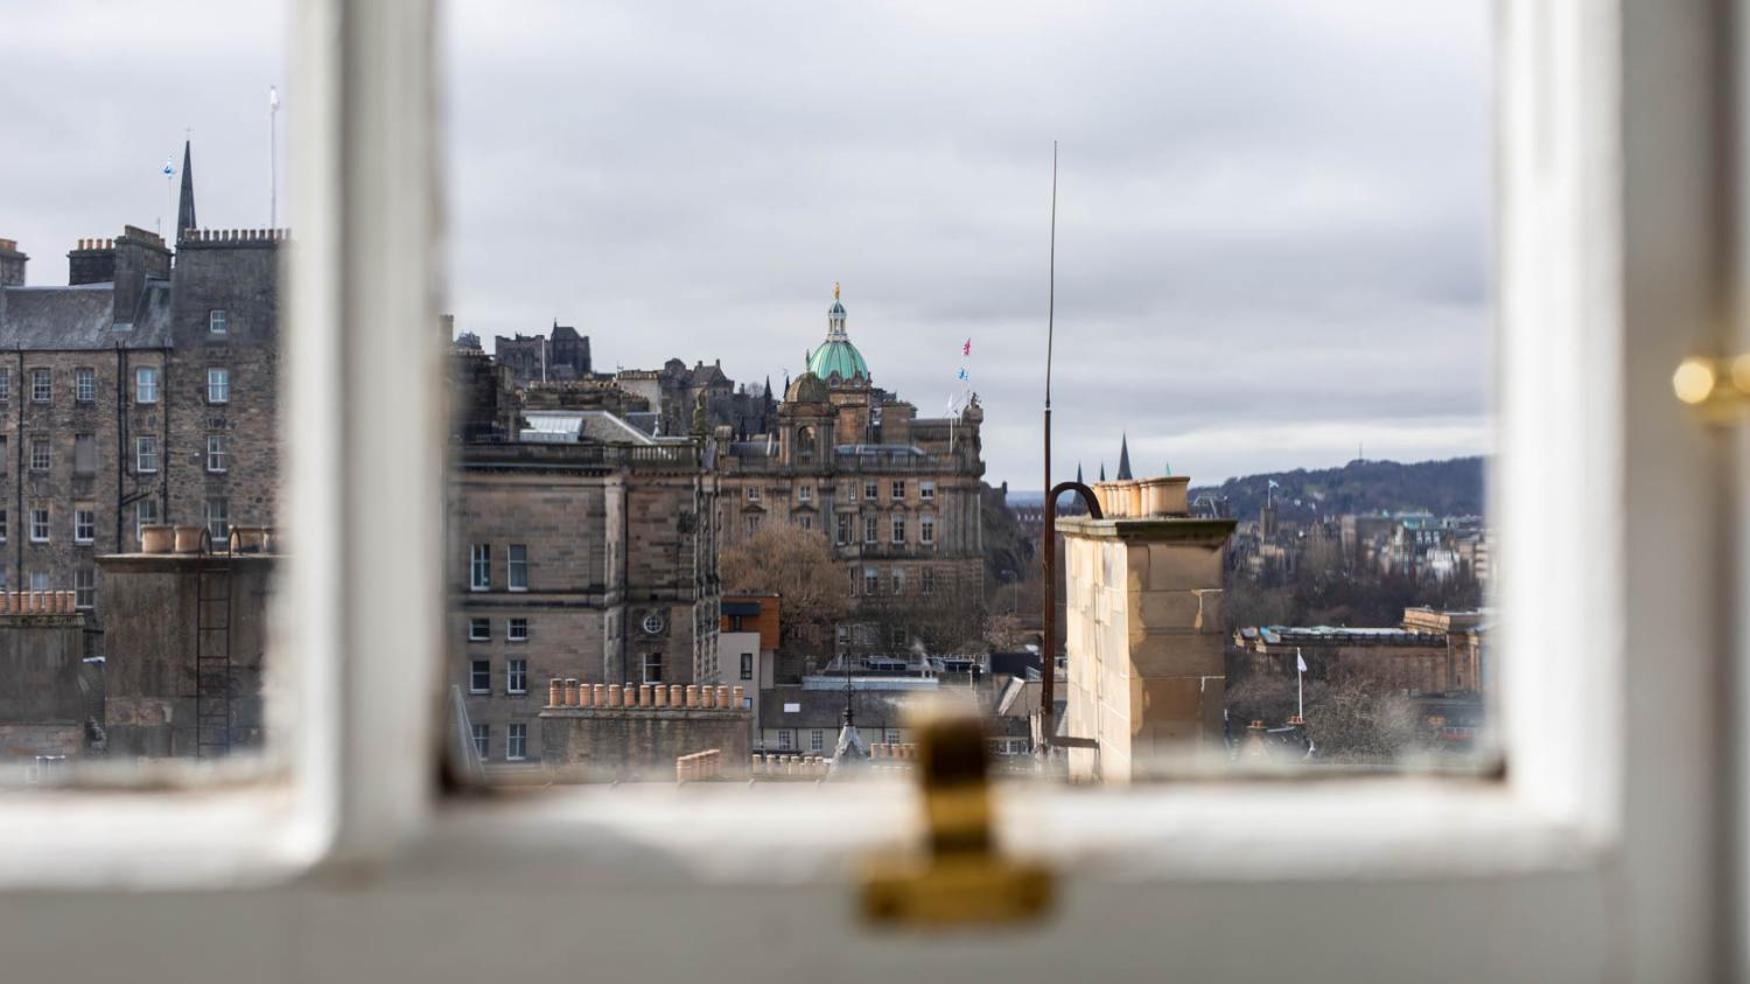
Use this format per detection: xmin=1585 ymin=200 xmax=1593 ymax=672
xmin=962 ymin=338 xmax=972 ymax=357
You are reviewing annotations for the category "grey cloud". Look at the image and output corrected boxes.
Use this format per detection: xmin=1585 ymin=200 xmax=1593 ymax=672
xmin=1 ymin=0 xmax=1491 ymax=488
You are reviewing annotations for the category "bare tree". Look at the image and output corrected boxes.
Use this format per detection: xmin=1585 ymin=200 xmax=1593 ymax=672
xmin=720 ymin=522 xmax=851 ymax=669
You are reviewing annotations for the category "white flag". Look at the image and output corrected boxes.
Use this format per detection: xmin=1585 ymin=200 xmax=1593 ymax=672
xmin=1296 ymin=652 xmax=1308 ymax=673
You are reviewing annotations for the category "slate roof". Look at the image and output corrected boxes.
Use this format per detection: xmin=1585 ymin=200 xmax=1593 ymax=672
xmin=0 ymin=280 xmax=173 ymax=350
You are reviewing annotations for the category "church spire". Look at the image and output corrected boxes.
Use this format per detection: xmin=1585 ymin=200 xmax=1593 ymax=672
xmin=1076 ymin=462 xmax=1084 ymax=485
xmin=176 ymin=140 xmax=198 ymax=237
xmin=1099 ymin=462 xmax=1107 ymax=482
xmin=1116 ymin=433 xmax=1133 ymax=481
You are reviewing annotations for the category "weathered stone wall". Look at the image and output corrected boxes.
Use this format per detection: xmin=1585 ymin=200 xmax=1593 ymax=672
xmin=0 ymin=613 xmax=90 ymax=759
xmin=165 ymin=237 xmax=280 ymax=540
xmin=539 ymin=706 xmax=751 ymax=780
xmin=0 ymin=348 xmax=169 ymax=606
xmin=450 ymin=444 xmax=721 ymax=765
xmin=1061 ymin=516 xmax=1235 ymax=781
xmin=97 ymin=553 xmax=275 ymax=757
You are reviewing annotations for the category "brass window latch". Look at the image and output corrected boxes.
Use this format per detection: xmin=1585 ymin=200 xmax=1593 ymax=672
xmin=1674 ymin=355 xmax=1750 ymax=417
xmin=859 ymin=705 xmax=1054 ymax=930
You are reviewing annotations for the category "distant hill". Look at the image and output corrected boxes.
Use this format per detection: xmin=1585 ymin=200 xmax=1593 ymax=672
xmin=1005 ymin=456 xmax=1487 ymax=520
xmin=1190 ymin=457 xmax=1485 ymax=521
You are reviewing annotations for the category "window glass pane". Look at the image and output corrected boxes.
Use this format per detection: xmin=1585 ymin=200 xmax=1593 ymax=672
xmin=444 ymin=2 xmax=1494 ymax=785
xmin=0 ymin=4 xmax=290 ymax=780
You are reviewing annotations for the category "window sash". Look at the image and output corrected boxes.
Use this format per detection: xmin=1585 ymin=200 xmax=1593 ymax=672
xmin=0 ymin=14 xmax=1711 ymax=980
xmin=467 ymin=618 xmax=489 ymax=642
xmin=73 ymin=510 xmax=94 ymax=544
xmin=209 ymin=309 xmax=228 ymax=334
xmin=74 ymin=369 xmax=95 ymax=403
xmin=506 ymin=659 xmax=527 ymax=693
xmin=506 ymin=724 xmax=527 ymax=761
xmin=134 ymin=367 xmax=158 ymax=404
xmin=207 ymin=435 xmax=228 ymax=473
xmin=207 ymin=369 xmax=230 ymax=404
xmin=469 ymin=545 xmax=490 ymax=590
xmin=29 ymin=369 xmax=49 ymax=403
xmin=470 ymin=660 xmax=491 ymax=694
xmin=506 ymin=544 xmax=528 ymax=591
xmin=134 ymin=500 xmax=157 ymax=541
xmin=135 ymin=437 xmax=158 ymax=473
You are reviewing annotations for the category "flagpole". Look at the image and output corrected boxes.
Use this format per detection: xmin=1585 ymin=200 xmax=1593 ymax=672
xmin=269 ymin=86 xmax=280 ymax=228
xmin=1296 ymin=646 xmax=1304 ymax=721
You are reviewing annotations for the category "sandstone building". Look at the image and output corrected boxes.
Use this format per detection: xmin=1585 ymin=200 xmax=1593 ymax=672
xmin=1060 ymin=475 xmax=1236 ymax=780
xmin=447 ymin=349 xmax=722 ymax=766
xmin=0 ymin=142 xmax=280 ymax=627
xmin=715 ymin=287 xmax=987 ymax=661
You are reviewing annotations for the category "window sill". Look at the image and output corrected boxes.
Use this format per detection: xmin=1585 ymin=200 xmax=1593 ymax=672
xmin=399 ymin=778 xmax=1601 ymax=891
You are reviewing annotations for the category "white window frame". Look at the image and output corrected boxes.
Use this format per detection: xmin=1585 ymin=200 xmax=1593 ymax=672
xmin=506 ymin=544 xmax=528 ymax=592
xmin=133 ymin=499 xmax=157 ymax=542
xmin=204 ymin=497 xmax=229 ymax=541
xmin=469 ymin=659 xmax=491 ymax=695
xmin=73 ymin=368 xmax=95 ymax=403
xmin=209 ymin=308 xmax=229 ymax=335
xmin=73 ymin=508 xmax=94 ymax=545
xmin=29 ymin=368 xmax=49 ymax=404
xmin=28 ymin=508 xmax=48 ymax=544
xmin=134 ymin=436 xmax=157 ymax=474
xmin=506 ymin=618 xmax=527 ymax=643
xmin=206 ymin=368 xmax=230 ymax=404
xmin=467 ymin=617 xmax=489 ymax=642
xmin=207 ymin=434 xmax=228 ymax=473
xmin=920 ymin=513 xmax=936 ymax=545
xmin=73 ymin=568 xmax=94 ymax=611
xmin=469 ymin=544 xmax=490 ymax=591
xmin=506 ymin=723 xmax=527 ymax=762
xmin=134 ymin=365 xmax=158 ymax=404
xmin=506 ymin=658 xmax=527 ymax=694
xmin=0 ymin=8 xmax=1722 ymax=983
xmin=28 ymin=437 xmax=48 ymax=473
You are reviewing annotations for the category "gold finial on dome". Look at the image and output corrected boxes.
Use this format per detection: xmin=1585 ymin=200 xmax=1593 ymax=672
xmin=834 ymin=281 xmax=841 ymax=300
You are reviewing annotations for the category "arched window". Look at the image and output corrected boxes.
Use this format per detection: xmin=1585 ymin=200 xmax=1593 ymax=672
xmin=796 ymin=425 xmax=815 ymax=461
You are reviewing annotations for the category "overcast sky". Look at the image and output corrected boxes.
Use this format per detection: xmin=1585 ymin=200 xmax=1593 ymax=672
xmin=2 ymin=1 xmax=1491 ymax=488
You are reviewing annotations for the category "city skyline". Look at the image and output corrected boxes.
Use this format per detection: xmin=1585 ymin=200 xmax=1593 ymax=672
xmin=2 ymin=0 xmax=1492 ymax=486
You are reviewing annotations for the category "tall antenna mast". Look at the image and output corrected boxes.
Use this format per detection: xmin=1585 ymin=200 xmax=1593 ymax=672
xmin=1040 ymin=140 xmax=1059 ymax=758
xmin=268 ymin=87 xmax=281 ymax=228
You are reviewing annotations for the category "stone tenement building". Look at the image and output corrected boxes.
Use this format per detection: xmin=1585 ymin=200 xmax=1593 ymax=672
xmin=616 ymin=357 xmax=776 ymax=440
xmin=447 ymin=348 xmax=722 ymax=766
xmin=493 ymin=322 xmax=592 ymax=384
xmin=715 ymin=287 xmax=987 ymax=657
xmin=0 ymin=143 xmax=280 ymax=619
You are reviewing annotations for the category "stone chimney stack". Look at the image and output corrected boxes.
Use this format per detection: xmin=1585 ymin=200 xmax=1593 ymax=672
xmin=68 ymin=238 xmax=117 ymax=286
xmin=109 ymin=225 xmax=171 ymax=326
xmin=0 ymin=239 xmax=26 ymax=286
xmin=1060 ymin=474 xmax=1234 ymax=781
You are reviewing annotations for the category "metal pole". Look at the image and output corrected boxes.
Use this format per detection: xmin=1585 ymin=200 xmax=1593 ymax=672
xmin=1297 ymin=647 xmax=1305 ymax=721
xmin=1040 ymin=141 xmax=1059 ymax=755
xmin=269 ymin=87 xmax=280 ymax=228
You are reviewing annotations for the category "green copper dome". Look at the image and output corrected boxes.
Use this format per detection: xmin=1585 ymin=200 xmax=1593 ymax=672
xmin=807 ymin=285 xmax=870 ymax=385
xmin=808 ymin=339 xmax=869 ymax=383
